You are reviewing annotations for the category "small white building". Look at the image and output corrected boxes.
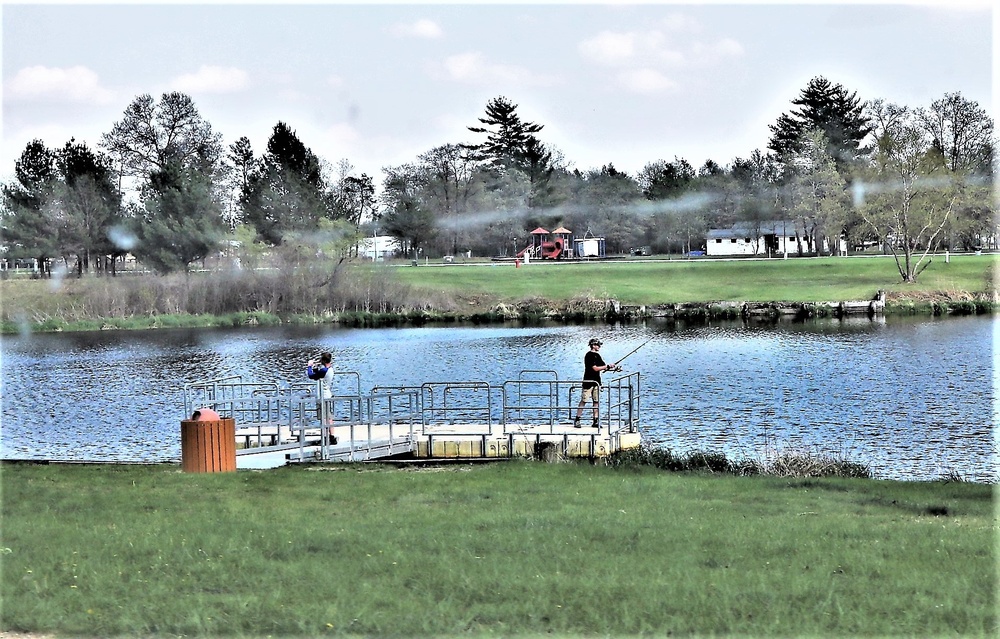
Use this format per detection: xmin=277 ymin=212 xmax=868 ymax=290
xmin=573 ymin=236 xmax=606 ymax=258
xmin=359 ymin=235 xmax=400 ymax=261
xmin=706 ymin=220 xmax=845 ymax=257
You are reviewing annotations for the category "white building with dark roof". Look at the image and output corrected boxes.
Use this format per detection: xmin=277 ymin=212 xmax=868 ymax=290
xmin=706 ymin=220 xmax=845 ymax=257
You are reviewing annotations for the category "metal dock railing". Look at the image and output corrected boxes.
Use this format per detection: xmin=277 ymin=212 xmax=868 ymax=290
xmin=183 ymin=370 xmax=642 ymax=466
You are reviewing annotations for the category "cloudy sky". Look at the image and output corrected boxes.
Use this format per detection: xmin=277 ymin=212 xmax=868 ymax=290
xmin=2 ymin=1 xmax=993 ymax=186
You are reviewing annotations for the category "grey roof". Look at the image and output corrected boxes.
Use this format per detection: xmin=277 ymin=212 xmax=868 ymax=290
xmin=707 ymin=220 xmax=801 ymax=239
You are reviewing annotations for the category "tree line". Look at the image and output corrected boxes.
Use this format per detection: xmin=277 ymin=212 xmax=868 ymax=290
xmin=1 ymin=76 xmax=994 ymax=283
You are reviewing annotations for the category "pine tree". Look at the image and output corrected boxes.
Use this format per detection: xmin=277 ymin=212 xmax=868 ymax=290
xmin=638 ymin=158 xmax=696 ymax=200
xmin=768 ymin=76 xmax=872 ymax=172
xmin=1 ymin=140 xmax=59 ymax=273
xmin=3 ymin=139 xmax=124 ymax=275
xmin=243 ymin=122 xmax=327 ymax=245
xmin=134 ymin=161 xmax=224 ymax=274
xmin=467 ymin=96 xmax=544 ymax=173
xmin=263 ymin=122 xmax=322 ymax=187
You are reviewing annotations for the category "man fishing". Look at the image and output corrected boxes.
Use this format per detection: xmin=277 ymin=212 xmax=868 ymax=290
xmin=573 ymin=336 xmax=655 ymax=428
xmin=574 ymin=338 xmax=621 ymax=428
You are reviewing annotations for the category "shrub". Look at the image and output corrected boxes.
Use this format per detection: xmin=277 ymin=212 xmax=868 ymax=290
xmin=683 ymin=450 xmax=732 ymax=473
xmin=608 ymin=443 xmax=871 ymax=479
xmin=763 ymin=451 xmax=871 ymax=478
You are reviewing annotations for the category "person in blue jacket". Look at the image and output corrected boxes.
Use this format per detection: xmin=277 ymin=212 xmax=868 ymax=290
xmin=307 ymin=352 xmax=333 ymax=389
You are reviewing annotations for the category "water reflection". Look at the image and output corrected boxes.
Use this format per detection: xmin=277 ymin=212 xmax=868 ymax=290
xmin=1 ymin=316 xmax=995 ymax=482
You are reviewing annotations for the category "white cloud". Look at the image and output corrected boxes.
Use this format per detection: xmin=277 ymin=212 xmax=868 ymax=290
xmin=325 ymin=122 xmax=361 ymax=147
xmin=170 ymin=66 xmax=249 ymax=94
xmin=580 ymin=29 xmax=685 ymax=68
xmin=316 ymin=122 xmax=411 ymax=178
xmin=388 ymin=18 xmax=443 ymax=39
xmin=578 ymin=31 xmax=638 ymax=64
xmin=692 ymin=38 xmax=745 ymax=63
xmin=659 ymin=13 xmax=702 ymax=33
xmin=618 ymin=68 xmax=677 ymax=94
xmin=442 ymin=52 xmax=557 ymax=87
xmin=578 ymin=18 xmax=742 ymax=94
xmin=5 ymin=65 xmax=115 ymax=104
xmin=443 ymin=52 xmax=484 ymax=81
xmin=278 ymin=88 xmax=309 ymax=103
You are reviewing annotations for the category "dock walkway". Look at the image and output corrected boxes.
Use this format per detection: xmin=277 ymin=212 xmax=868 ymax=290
xmin=183 ymin=370 xmax=642 ymax=468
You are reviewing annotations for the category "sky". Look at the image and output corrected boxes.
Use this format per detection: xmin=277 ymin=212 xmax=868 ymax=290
xmin=2 ymin=1 xmax=995 ymax=188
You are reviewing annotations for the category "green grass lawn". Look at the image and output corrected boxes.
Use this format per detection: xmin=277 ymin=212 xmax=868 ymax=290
xmin=391 ymin=254 xmax=997 ymax=305
xmin=2 ymin=461 xmax=995 ymax=637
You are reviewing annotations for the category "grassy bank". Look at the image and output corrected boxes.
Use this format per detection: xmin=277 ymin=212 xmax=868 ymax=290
xmin=1 ymin=461 xmax=995 ymax=638
xmin=395 ymin=253 xmax=997 ymax=305
xmin=1 ymin=253 xmax=995 ymax=333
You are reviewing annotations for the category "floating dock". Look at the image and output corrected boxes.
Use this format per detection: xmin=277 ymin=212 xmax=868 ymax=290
xmin=183 ymin=371 xmax=643 ymax=468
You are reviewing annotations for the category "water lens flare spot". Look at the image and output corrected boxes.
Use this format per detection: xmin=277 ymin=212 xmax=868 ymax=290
xmin=48 ymin=262 xmax=68 ymax=292
xmin=107 ymin=225 xmax=138 ymax=251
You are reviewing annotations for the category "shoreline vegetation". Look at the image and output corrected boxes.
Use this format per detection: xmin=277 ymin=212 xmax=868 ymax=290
xmin=1 ymin=254 xmax=996 ymax=334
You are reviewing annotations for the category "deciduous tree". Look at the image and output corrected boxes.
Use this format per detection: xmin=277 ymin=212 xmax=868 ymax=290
xmin=417 ymin=144 xmax=483 ymax=256
xmin=379 ymin=163 xmax=436 ymax=257
xmin=857 ymin=100 xmax=958 ymax=282
xmin=916 ymin=92 xmax=993 ymax=176
xmin=328 ymin=160 xmax=377 ymax=230
xmin=783 ymin=130 xmax=850 ymax=255
xmin=570 ymin=164 xmax=642 ymax=254
xmin=101 ymin=92 xmax=223 ymax=183
xmin=52 ymin=139 xmax=122 ymax=274
xmin=728 ymin=150 xmax=782 ymax=232
xmin=636 ymin=158 xmax=697 ymax=254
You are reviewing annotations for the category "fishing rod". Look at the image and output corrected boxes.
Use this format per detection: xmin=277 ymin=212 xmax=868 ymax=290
xmin=610 ymin=336 xmax=657 ymax=370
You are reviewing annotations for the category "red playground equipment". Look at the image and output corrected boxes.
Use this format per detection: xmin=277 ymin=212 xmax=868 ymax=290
xmin=519 ymin=227 xmax=574 ymax=260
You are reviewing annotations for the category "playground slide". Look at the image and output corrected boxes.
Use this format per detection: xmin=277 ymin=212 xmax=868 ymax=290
xmin=517 ymin=239 xmax=565 ymax=259
xmin=540 ymin=240 xmax=563 ymax=259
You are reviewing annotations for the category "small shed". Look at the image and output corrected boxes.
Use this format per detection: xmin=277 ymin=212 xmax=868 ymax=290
xmin=574 ymin=235 xmax=606 ymax=258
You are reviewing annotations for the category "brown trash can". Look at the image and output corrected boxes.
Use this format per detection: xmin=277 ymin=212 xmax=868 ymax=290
xmin=181 ymin=409 xmax=237 ymax=473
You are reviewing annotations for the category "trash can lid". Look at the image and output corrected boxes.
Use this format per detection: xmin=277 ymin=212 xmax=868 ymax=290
xmin=191 ymin=407 xmax=221 ymax=421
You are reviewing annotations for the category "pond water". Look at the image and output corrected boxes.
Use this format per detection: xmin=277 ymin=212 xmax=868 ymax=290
xmin=1 ymin=315 xmax=995 ymax=482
